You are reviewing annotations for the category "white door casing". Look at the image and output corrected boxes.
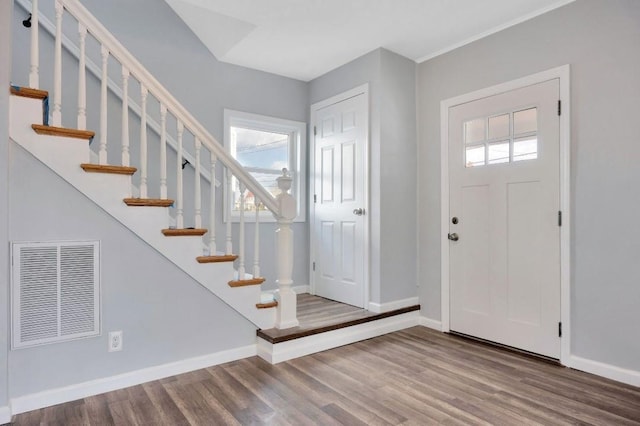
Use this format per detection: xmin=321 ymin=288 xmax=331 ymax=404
xmin=440 ymin=66 xmax=571 ymax=363
xmin=310 ymin=85 xmax=369 ymax=308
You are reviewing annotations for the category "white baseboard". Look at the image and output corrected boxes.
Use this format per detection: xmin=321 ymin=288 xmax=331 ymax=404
xmin=10 ymin=344 xmax=256 ymax=415
xmin=264 ymin=285 xmax=309 ymax=296
xmin=420 ymin=316 xmax=443 ymax=331
xmin=569 ymin=355 xmax=640 ymax=388
xmin=368 ymin=296 xmax=420 ymax=313
xmin=257 ymin=311 xmax=420 ymax=364
xmin=292 ymin=285 xmax=310 ymax=294
xmin=0 ymin=405 xmax=11 ymax=424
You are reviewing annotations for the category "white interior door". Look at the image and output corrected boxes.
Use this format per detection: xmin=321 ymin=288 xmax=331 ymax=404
xmin=449 ymin=79 xmax=561 ymax=358
xmin=311 ymin=92 xmax=367 ymax=307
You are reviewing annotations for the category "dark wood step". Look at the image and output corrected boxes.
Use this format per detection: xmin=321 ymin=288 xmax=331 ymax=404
xmin=124 ymin=198 xmax=174 ymax=207
xmin=258 ymin=294 xmax=420 ymax=344
xmin=256 ymin=301 xmax=278 ymax=309
xmin=81 ymin=163 xmax=137 ymax=175
xmin=228 ymin=277 xmax=266 ymax=288
xmin=196 ymin=255 xmax=238 ymax=263
xmin=32 ymin=124 xmax=94 ymax=140
xmin=10 ymin=86 xmax=48 ymax=100
xmin=161 ymin=228 xmax=208 ymax=237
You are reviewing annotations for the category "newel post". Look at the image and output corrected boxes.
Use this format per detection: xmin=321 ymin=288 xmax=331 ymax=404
xmin=273 ymin=169 xmax=299 ymax=329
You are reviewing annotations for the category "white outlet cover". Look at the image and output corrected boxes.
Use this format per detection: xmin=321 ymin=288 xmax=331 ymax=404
xmin=108 ymin=331 xmax=123 ymax=352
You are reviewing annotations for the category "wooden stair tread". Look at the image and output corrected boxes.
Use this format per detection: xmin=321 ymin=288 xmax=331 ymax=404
xmin=162 ymin=228 xmax=208 ymax=237
xmin=196 ymin=255 xmax=238 ymax=263
xmin=256 ymin=301 xmax=278 ymax=309
xmin=32 ymin=124 xmax=95 ymax=140
xmin=81 ymin=164 xmax=137 ymax=175
xmin=124 ymin=198 xmax=174 ymax=207
xmin=228 ymin=277 xmax=266 ymax=287
xmin=11 ymin=86 xmax=48 ymax=100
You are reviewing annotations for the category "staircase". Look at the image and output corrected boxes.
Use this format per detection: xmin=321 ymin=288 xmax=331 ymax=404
xmin=10 ymin=0 xmax=299 ymax=330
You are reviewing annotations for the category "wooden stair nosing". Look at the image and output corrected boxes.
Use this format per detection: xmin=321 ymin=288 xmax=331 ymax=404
xmin=228 ymin=277 xmax=266 ymax=287
xmin=257 ymin=304 xmax=421 ymax=344
xmin=81 ymin=163 xmax=137 ymax=175
xmin=256 ymin=301 xmax=278 ymax=309
xmin=10 ymin=86 xmax=48 ymax=100
xmin=161 ymin=228 xmax=208 ymax=237
xmin=124 ymin=198 xmax=174 ymax=207
xmin=32 ymin=124 xmax=95 ymax=140
xmin=196 ymin=255 xmax=238 ymax=263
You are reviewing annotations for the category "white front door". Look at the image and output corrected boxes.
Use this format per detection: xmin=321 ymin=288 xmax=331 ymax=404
xmin=311 ymin=90 xmax=368 ymax=307
xmin=449 ymin=79 xmax=561 ymax=358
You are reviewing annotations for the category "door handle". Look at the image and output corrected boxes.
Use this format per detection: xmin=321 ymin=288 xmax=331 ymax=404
xmin=353 ymin=208 xmax=365 ymax=216
xmin=448 ymin=233 xmax=459 ymax=241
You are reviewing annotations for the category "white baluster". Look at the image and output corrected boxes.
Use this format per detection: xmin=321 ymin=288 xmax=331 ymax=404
xmin=160 ymin=104 xmax=167 ymax=199
xmin=238 ymin=182 xmax=246 ymax=280
xmin=209 ymin=152 xmax=217 ymax=254
xmin=51 ymin=0 xmax=63 ymax=126
xmin=274 ymin=169 xmax=299 ymax=329
xmin=225 ymin=168 xmax=233 ymax=255
xmin=98 ymin=46 xmax=109 ymax=164
xmin=194 ymin=137 xmax=202 ymax=229
xmin=77 ymin=23 xmax=87 ymax=130
xmin=28 ymin=0 xmax=39 ymax=88
xmin=176 ymin=121 xmax=184 ymax=229
xmin=253 ymin=197 xmax=261 ymax=278
xmin=139 ymin=85 xmax=148 ymax=198
xmin=121 ymin=66 xmax=130 ymax=166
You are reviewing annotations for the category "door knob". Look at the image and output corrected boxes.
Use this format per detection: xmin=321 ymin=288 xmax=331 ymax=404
xmin=448 ymin=233 xmax=459 ymax=241
xmin=353 ymin=208 xmax=365 ymax=216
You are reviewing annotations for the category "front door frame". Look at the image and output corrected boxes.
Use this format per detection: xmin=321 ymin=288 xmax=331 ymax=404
xmin=309 ymin=84 xmax=370 ymax=309
xmin=440 ymin=66 xmax=571 ymax=365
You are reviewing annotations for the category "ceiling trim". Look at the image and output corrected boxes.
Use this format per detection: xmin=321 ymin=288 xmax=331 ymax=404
xmin=416 ymin=0 xmax=576 ymax=63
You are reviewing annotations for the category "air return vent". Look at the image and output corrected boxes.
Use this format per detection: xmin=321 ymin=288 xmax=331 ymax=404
xmin=11 ymin=241 xmax=100 ymax=349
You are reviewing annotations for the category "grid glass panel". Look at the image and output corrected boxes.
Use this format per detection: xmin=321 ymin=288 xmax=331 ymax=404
xmin=466 ymin=145 xmax=485 ymax=168
xmin=514 ymin=108 xmax=537 ymax=135
xmin=464 ymin=119 xmax=485 ymax=144
xmin=463 ymin=106 xmax=538 ymax=168
xmin=488 ymin=142 xmax=510 ymax=164
xmin=513 ymin=137 xmax=538 ymax=162
xmin=488 ymin=114 xmax=510 ymax=140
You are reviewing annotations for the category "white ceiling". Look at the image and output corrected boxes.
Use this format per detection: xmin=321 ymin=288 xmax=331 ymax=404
xmin=164 ymin=0 xmax=575 ymax=82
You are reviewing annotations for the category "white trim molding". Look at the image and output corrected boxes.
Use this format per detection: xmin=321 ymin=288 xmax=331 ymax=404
xmin=440 ymin=65 xmax=571 ymax=365
xmin=257 ymin=311 xmax=420 ymax=364
xmin=368 ymin=296 xmax=419 ymax=313
xmin=570 ymin=356 xmax=640 ymax=388
xmin=420 ymin=317 xmax=443 ymax=331
xmin=9 ymin=344 xmax=256 ymax=415
xmin=416 ymin=0 xmax=576 ymax=63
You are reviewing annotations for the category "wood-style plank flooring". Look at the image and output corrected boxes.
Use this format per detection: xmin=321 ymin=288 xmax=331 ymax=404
xmin=9 ymin=327 xmax=640 ymax=425
xmin=258 ymin=293 xmax=419 ymax=343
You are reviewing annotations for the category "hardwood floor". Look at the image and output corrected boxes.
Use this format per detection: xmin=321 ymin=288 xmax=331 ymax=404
xmin=258 ymin=293 xmax=420 ymax=343
xmin=9 ymin=326 xmax=640 ymax=425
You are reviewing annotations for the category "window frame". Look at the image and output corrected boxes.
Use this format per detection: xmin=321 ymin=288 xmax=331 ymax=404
xmin=223 ymin=109 xmax=306 ymax=223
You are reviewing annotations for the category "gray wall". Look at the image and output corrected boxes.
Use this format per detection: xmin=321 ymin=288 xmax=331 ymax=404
xmin=0 ymin=0 xmax=13 ymax=410
xmin=8 ymin=144 xmax=256 ymax=397
xmin=11 ymin=0 xmax=310 ymax=291
xmin=310 ymin=48 xmax=418 ymax=304
xmin=417 ymin=0 xmax=640 ymax=371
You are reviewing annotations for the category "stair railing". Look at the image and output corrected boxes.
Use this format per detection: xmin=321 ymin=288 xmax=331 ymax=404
xmin=23 ymin=0 xmax=299 ymax=329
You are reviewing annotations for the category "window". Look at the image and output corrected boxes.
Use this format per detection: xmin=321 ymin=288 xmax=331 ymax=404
xmin=224 ymin=110 xmax=306 ymax=222
xmin=464 ymin=107 xmax=538 ymax=168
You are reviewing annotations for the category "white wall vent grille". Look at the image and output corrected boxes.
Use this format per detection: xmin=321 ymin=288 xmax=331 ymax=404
xmin=12 ymin=241 xmax=100 ymax=349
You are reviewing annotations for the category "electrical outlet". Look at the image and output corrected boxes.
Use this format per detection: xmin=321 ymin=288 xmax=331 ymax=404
xmin=108 ymin=331 xmax=123 ymax=352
